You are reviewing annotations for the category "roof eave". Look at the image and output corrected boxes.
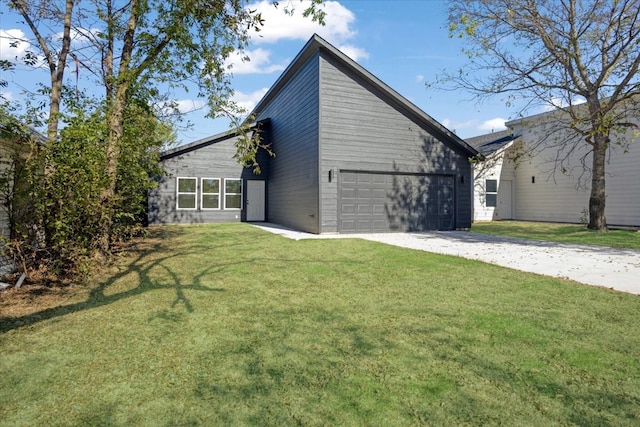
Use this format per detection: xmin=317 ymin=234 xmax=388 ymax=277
xmin=160 ymin=119 xmax=268 ymax=160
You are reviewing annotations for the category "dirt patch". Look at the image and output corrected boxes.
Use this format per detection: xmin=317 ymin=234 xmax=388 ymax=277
xmin=0 ymin=227 xmax=176 ymax=320
xmin=0 ymin=284 xmax=90 ymax=319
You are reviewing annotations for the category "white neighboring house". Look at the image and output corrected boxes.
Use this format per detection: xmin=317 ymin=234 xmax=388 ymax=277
xmin=467 ymin=107 xmax=640 ymax=227
xmin=467 ymin=130 xmax=519 ymax=221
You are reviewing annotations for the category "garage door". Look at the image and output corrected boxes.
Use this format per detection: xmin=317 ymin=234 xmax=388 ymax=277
xmin=338 ymin=171 xmax=454 ymax=233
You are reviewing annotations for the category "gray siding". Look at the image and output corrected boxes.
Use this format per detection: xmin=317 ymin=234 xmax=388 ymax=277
xmin=148 ymin=36 xmax=476 ymax=233
xmin=255 ymin=52 xmax=321 ymax=233
xmin=148 ymin=135 xmax=265 ymax=225
xmin=318 ymin=54 xmax=472 ymax=232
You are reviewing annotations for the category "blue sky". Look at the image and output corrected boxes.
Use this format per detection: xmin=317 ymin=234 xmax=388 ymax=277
xmin=1 ymin=0 xmax=524 ymax=144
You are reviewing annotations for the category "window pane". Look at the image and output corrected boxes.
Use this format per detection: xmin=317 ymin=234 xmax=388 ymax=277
xmin=202 ymin=178 xmax=219 ymax=193
xmin=202 ymin=195 xmax=219 ymax=209
xmin=178 ymin=194 xmax=196 ymax=209
xmin=225 ymin=179 xmax=241 ymax=193
xmin=178 ymin=178 xmax=196 ymax=193
xmin=486 ymin=194 xmax=497 ymax=207
xmin=225 ymin=194 xmax=241 ymax=209
xmin=485 ymin=179 xmax=497 ymax=193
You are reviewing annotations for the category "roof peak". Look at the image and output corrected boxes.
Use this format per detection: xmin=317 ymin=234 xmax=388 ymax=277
xmin=251 ymin=34 xmax=478 ymax=157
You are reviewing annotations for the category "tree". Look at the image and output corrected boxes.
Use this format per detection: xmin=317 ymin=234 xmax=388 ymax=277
xmin=2 ymin=0 xmax=325 ymax=282
xmin=2 ymin=88 xmax=170 ymax=280
xmin=444 ymin=0 xmax=640 ymax=230
xmin=7 ymin=0 xmax=325 ymax=254
xmin=9 ymin=0 xmax=74 ymax=147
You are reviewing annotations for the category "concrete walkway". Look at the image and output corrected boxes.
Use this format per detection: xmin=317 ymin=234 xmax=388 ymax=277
xmin=252 ymin=223 xmax=640 ymax=295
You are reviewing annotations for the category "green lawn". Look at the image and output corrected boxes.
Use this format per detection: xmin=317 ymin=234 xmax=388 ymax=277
xmin=472 ymin=220 xmax=640 ymax=249
xmin=1 ymin=224 xmax=639 ymax=426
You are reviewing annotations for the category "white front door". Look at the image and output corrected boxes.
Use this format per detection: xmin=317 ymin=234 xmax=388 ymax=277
xmin=498 ymin=180 xmax=512 ymax=219
xmin=246 ymin=180 xmax=265 ymax=221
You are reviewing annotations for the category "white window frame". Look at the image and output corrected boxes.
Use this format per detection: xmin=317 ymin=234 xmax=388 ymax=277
xmin=176 ymin=177 xmax=198 ymax=210
xmin=200 ymin=177 xmax=221 ymax=210
xmin=224 ymin=178 xmax=243 ymax=210
xmin=485 ymin=179 xmax=498 ymax=208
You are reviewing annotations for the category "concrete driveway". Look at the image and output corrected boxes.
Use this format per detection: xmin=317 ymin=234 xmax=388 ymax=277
xmin=253 ymin=223 xmax=640 ymax=295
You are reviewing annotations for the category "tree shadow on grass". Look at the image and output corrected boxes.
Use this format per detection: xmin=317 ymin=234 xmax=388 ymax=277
xmin=0 ymin=227 xmax=232 ymax=333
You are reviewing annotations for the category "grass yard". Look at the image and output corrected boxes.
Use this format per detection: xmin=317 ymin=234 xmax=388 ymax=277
xmin=1 ymin=223 xmax=639 ymax=426
xmin=471 ymin=220 xmax=640 ymax=250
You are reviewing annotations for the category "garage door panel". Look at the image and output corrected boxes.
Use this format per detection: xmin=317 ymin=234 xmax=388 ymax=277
xmin=341 ymin=203 xmax=356 ymax=214
xmin=341 ymin=188 xmax=356 ymax=198
xmin=357 ymin=219 xmax=371 ymax=230
xmin=372 ymin=204 xmax=385 ymax=215
xmin=357 ymin=174 xmax=372 ymax=184
xmin=373 ymin=174 xmax=386 ymax=184
xmin=357 ymin=204 xmax=371 ymax=214
xmin=342 ymin=219 xmax=356 ymax=230
xmin=342 ymin=172 xmax=356 ymax=184
xmin=339 ymin=172 xmax=454 ymax=233
xmin=357 ymin=188 xmax=371 ymax=198
xmin=373 ymin=189 xmax=387 ymax=198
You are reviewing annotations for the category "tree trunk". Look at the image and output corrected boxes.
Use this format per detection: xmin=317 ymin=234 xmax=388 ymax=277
xmin=96 ymin=91 xmax=125 ymax=255
xmin=588 ymin=135 xmax=608 ymax=231
xmin=96 ymin=0 xmax=139 ymax=255
xmin=11 ymin=0 xmax=75 ymax=146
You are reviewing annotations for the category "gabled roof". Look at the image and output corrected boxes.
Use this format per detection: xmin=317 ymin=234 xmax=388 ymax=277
xmin=251 ymin=34 xmax=478 ymax=158
xmin=160 ymin=120 xmax=269 ymax=160
xmin=466 ymin=129 xmax=519 ymax=156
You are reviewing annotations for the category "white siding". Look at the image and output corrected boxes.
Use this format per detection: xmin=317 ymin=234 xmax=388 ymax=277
xmin=597 ymin=131 xmax=640 ymax=226
xmin=473 ymin=146 xmax=516 ymax=221
xmin=507 ymin=116 xmax=640 ymax=227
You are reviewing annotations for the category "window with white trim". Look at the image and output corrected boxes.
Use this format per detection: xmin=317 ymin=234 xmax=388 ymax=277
xmin=201 ymin=178 xmax=220 ymax=210
xmin=485 ymin=179 xmax=497 ymax=207
xmin=224 ymin=178 xmax=242 ymax=210
xmin=177 ymin=177 xmax=197 ymax=209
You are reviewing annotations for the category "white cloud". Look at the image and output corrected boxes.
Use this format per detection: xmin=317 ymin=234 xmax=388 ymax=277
xmin=441 ymin=118 xmax=478 ymax=131
xmin=225 ymin=48 xmax=288 ymax=74
xmin=0 ymin=29 xmax=30 ymax=61
xmin=416 ymin=75 xmax=424 ymax=83
xmin=54 ymin=27 xmax=102 ymax=45
xmin=541 ymin=96 xmax=586 ymax=112
xmin=477 ymin=117 xmax=507 ymax=132
xmin=0 ymin=91 xmax=14 ymax=101
xmin=233 ymin=87 xmax=269 ymax=112
xmin=230 ymin=1 xmax=367 ymax=74
xmin=175 ymin=99 xmax=206 ymax=114
xmin=337 ymin=44 xmax=369 ymax=62
xmin=249 ymin=0 xmax=356 ymax=44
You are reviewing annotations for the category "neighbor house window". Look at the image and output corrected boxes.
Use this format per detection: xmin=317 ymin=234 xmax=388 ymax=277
xmin=224 ymin=178 xmax=242 ymax=209
xmin=201 ymin=178 xmax=220 ymax=210
xmin=485 ymin=179 xmax=497 ymax=207
xmin=177 ymin=177 xmax=197 ymax=209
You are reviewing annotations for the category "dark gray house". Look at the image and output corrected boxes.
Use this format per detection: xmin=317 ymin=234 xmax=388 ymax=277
xmin=148 ymin=34 xmax=478 ymax=233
